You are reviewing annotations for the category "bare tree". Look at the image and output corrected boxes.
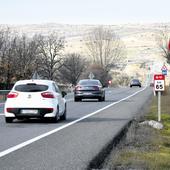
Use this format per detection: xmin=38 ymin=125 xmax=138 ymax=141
xmin=0 ymin=28 xmax=40 ymax=88
xmin=37 ymin=32 xmax=65 ymax=80
xmin=85 ymin=26 xmax=126 ymax=72
xmin=14 ymin=34 xmax=39 ymax=80
xmin=83 ymin=64 xmax=112 ymax=86
xmin=156 ymin=26 xmax=170 ymax=64
xmin=0 ymin=28 xmax=6 ymax=79
xmin=0 ymin=28 xmax=5 ymax=50
xmin=59 ymin=53 xmax=87 ymax=85
xmin=0 ymin=27 xmax=17 ymax=89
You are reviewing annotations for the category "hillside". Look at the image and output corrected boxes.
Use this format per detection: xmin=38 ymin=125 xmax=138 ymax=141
xmin=2 ymin=23 xmax=170 ymax=84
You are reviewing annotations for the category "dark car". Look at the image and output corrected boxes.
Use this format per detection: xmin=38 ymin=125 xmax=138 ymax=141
xmin=130 ymin=79 xmax=141 ymax=87
xmin=74 ymin=79 xmax=105 ymax=102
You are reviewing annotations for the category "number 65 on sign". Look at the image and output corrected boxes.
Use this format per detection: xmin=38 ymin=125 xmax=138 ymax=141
xmin=154 ymin=74 xmax=165 ymax=91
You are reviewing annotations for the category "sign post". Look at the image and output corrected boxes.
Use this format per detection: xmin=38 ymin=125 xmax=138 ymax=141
xmin=158 ymin=91 xmax=161 ymax=122
xmin=154 ymin=74 xmax=165 ymax=122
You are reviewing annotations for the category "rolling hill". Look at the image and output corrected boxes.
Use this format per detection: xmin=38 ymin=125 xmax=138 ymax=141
xmin=2 ymin=22 xmax=170 ymax=84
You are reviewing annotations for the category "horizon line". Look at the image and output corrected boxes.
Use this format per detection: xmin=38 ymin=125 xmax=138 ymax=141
xmin=0 ymin=21 xmax=170 ymax=26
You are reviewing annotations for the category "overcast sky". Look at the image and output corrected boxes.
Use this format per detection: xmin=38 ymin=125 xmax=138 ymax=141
xmin=0 ymin=0 xmax=170 ymax=25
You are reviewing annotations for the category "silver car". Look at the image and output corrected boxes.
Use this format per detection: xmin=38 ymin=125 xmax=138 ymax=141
xmin=130 ymin=79 xmax=141 ymax=88
xmin=74 ymin=79 xmax=105 ymax=102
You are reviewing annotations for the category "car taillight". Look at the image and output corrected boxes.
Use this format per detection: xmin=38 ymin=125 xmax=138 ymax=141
xmin=41 ymin=92 xmax=55 ymax=98
xmin=7 ymin=92 xmax=18 ymax=98
xmin=46 ymin=108 xmax=54 ymax=113
xmin=6 ymin=108 xmax=14 ymax=113
xmin=93 ymin=86 xmax=100 ymax=90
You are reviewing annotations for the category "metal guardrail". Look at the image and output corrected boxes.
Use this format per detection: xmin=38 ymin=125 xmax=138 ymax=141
xmin=0 ymin=90 xmax=10 ymax=102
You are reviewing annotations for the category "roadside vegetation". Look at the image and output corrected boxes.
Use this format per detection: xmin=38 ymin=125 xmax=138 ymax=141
xmin=156 ymin=26 xmax=170 ymax=64
xmin=103 ymin=87 xmax=170 ymax=170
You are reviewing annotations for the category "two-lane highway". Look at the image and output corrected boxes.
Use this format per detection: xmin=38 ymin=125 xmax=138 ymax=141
xmin=0 ymin=86 xmax=152 ymax=169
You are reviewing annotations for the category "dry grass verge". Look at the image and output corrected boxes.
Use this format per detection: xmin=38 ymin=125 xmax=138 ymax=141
xmin=103 ymin=87 xmax=170 ymax=170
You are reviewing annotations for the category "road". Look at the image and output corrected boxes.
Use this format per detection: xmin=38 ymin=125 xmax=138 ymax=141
xmin=0 ymin=87 xmax=152 ymax=170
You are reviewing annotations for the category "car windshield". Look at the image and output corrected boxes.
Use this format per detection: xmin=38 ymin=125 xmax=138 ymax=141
xmin=132 ymin=79 xmax=140 ymax=83
xmin=14 ymin=83 xmax=48 ymax=92
xmin=78 ymin=80 xmax=101 ymax=86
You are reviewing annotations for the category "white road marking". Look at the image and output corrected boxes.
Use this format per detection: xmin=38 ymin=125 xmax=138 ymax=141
xmin=0 ymin=87 xmax=147 ymax=158
xmin=0 ymin=113 xmax=4 ymax=116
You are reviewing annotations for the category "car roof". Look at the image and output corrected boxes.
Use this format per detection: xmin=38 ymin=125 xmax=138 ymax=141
xmin=79 ymin=79 xmax=100 ymax=82
xmin=131 ymin=79 xmax=140 ymax=81
xmin=14 ymin=79 xmax=55 ymax=86
xmin=78 ymin=79 xmax=102 ymax=85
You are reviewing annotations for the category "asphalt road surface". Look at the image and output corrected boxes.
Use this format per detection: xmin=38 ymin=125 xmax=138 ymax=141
xmin=0 ymin=86 xmax=152 ymax=170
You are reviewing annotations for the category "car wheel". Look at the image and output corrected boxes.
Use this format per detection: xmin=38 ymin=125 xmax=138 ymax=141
xmin=53 ymin=106 xmax=60 ymax=123
xmin=60 ymin=104 xmax=67 ymax=120
xmin=5 ymin=117 xmax=13 ymax=123
xmin=102 ymin=96 xmax=105 ymax=101
xmin=74 ymin=97 xmax=81 ymax=102
xmin=98 ymin=96 xmax=103 ymax=102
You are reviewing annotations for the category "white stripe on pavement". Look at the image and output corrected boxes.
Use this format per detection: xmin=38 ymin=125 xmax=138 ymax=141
xmin=0 ymin=87 xmax=147 ymax=158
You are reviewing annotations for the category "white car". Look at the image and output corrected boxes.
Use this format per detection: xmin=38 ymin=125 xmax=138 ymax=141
xmin=4 ymin=79 xmax=67 ymax=123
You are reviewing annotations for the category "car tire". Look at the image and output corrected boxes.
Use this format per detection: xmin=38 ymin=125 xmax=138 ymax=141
xmin=74 ymin=97 xmax=81 ymax=102
xmin=60 ymin=104 xmax=67 ymax=120
xmin=53 ymin=106 xmax=60 ymax=123
xmin=5 ymin=117 xmax=13 ymax=123
xmin=98 ymin=96 xmax=103 ymax=102
xmin=102 ymin=96 xmax=105 ymax=101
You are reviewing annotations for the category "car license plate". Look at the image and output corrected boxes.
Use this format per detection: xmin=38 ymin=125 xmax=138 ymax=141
xmin=84 ymin=92 xmax=92 ymax=95
xmin=21 ymin=109 xmax=38 ymax=114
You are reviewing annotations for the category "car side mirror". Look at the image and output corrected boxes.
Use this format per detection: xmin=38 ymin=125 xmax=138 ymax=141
xmin=61 ymin=91 xmax=67 ymax=97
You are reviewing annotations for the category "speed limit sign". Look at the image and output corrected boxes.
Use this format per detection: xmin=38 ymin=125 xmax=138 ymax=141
xmin=154 ymin=74 xmax=165 ymax=91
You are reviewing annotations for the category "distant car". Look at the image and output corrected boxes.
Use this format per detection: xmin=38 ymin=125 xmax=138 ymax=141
xmin=130 ymin=79 xmax=141 ymax=87
xmin=4 ymin=79 xmax=67 ymax=123
xmin=74 ymin=79 xmax=105 ymax=102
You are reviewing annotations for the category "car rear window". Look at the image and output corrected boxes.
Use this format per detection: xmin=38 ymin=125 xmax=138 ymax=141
xmin=132 ymin=79 xmax=139 ymax=82
xmin=14 ymin=83 xmax=48 ymax=92
xmin=79 ymin=80 xmax=101 ymax=86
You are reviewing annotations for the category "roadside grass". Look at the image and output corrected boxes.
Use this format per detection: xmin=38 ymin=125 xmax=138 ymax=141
xmin=103 ymin=87 xmax=170 ymax=170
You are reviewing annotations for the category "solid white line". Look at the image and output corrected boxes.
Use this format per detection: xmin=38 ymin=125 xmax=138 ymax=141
xmin=0 ymin=87 xmax=147 ymax=158
xmin=0 ymin=113 xmax=4 ymax=116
